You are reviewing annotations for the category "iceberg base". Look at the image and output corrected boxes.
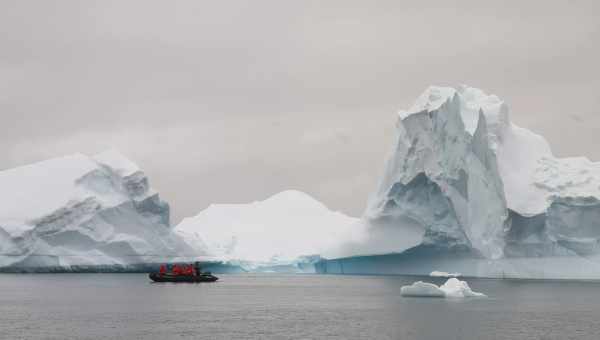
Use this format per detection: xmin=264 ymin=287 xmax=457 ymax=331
xmin=0 ymin=261 xmax=246 ymax=274
xmin=316 ymin=246 xmax=600 ymax=280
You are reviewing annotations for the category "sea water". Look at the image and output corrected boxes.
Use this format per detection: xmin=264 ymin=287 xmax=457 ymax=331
xmin=1 ymin=274 xmax=599 ymax=339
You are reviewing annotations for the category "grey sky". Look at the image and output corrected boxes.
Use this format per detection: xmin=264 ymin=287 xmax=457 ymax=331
xmin=1 ymin=0 xmax=599 ymax=223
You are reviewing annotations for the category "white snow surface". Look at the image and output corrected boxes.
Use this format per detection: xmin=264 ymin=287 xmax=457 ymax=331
xmin=400 ymin=281 xmax=445 ymax=297
xmin=401 ymin=278 xmax=486 ymax=298
xmin=93 ymin=149 xmax=141 ymax=177
xmin=0 ymin=154 xmax=99 ymax=236
xmin=440 ymin=278 xmax=487 ymax=298
xmin=174 ymin=190 xmax=361 ymax=263
xmin=0 ymin=151 xmax=207 ymax=269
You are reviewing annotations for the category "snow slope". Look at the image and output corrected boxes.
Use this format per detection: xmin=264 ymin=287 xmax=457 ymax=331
xmin=0 ymin=150 xmax=208 ymax=269
xmin=320 ymin=85 xmax=600 ymax=279
xmin=174 ymin=190 xmax=361 ymax=263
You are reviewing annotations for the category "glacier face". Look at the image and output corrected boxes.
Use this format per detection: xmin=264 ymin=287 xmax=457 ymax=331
xmin=323 ymin=85 xmax=600 ymax=279
xmin=174 ymin=190 xmax=361 ymax=266
xmin=0 ymin=150 xmax=208 ymax=270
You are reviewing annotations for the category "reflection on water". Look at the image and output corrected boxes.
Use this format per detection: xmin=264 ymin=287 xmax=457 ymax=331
xmin=0 ymin=273 xmax=599 ymax=339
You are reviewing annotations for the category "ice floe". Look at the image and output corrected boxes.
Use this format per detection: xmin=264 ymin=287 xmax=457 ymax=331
xmin=401 ymin=278 xmax=486 ymax=298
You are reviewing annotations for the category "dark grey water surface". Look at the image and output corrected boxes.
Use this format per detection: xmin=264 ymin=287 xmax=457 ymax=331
xmin=1 ymin=274 xmax=599 ymax=340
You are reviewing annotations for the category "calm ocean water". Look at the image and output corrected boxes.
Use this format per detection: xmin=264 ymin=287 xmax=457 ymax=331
xmin=1 ymin=273 xmax=599 ymax=340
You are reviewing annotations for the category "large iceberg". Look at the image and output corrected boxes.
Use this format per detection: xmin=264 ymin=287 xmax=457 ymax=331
xmin=0 ymin=151 xmax=358 ymax=272
xmin=316 ymin=85 xmax=600 ymax=279
xmin=0 ymin=150 xmax=211 ymax=271
xmin=174 ymin=190 xmax=361 ymax=270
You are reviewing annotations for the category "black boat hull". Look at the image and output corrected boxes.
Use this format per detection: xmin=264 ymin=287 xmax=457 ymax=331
xmin=149 ymin=273 xmax=219 ymax=283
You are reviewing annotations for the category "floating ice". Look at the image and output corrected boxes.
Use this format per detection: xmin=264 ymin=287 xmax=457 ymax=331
xmin=400 ymin=281 xmax=445 ymax=297
xmin=439 ymin=278 xmax=486 ymax=298
xmin=430 ymin=271 xmax=462 ymax=278
xmin=401 ymin=278 xmax=486 ymax=298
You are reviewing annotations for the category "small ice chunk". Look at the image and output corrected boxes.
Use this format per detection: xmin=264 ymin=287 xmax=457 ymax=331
xmin=400 ymin=281 xmax=446 ymax=297
xmin=440 ymin=278 xmax=486 ymax=298
xmin=430 ymin=271 xmax=462 ymax=278
xmin=401 ymin=278 xmax=486 ymax=298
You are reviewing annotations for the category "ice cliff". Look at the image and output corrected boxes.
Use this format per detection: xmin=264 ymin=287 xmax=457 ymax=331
xmin=0 ymin=150 xmax=207 ymax=271
xmin=318 ymin=85 xmax=600 ymax=279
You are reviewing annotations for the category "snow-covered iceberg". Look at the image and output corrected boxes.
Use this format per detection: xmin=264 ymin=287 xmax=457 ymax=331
xmin=174 ymin=190 xmax=361 ymax=269
xmin=316 ymin=85 xmax=600 ymax=279
xmin=401 ymin=278 xmax=486 ymax=298
xmin=0 ymin=151 xmax=358 ymax=272
xmin=0 ymin=150 xmax=210 ymax=271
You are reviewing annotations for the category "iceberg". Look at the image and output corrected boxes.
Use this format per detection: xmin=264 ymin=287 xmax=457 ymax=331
xmin=316 ymin=85 xmax=600 ymax=279
xmin=430 ymin=271 xmax=461 ymax=278
xmin=0 ymin=150 xmax=212 ymax=271
xmin=0 ymin=152 xmax=357 ymax=272
xmin=174 ymin=190 xmax=361 ymax=266
xmin=401 ymin=278 xmax=486 ymax=298
xmin=400 ymin=281 xmax=445 ymax=297
xmin=440 ymin=278 xmax=486 ymax=298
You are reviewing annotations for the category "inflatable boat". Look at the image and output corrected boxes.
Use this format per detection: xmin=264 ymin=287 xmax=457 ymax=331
xmin=149 ymin=272 xmax=219 ymax=283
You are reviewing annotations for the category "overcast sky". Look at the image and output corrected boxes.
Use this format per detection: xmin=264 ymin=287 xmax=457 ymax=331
xmin=1 ymin=0 xmax=599 ymax=223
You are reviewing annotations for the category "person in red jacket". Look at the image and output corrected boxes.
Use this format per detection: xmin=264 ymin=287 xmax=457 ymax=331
xmin=159 ymin=264 xmax=167 ymax=275
xmin=172 ymin=264 xmax=181 ymax=275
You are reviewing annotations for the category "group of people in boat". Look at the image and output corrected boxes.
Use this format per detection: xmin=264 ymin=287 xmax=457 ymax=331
xmin=159 ymin=262 xmax=204 ymax=276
